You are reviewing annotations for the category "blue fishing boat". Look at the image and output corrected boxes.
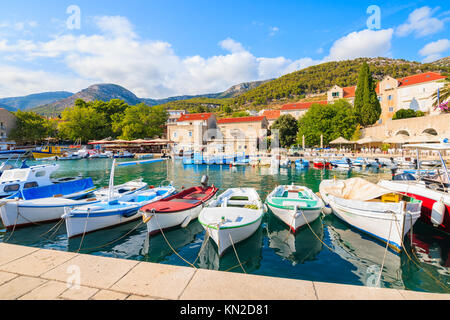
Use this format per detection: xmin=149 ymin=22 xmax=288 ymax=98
xmin=63 ymin=185 xmax=177 ymax=238
xmin=295 ymin=159 xmax=309 ymax=169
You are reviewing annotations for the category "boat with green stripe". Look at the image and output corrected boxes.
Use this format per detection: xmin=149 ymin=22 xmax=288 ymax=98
xmin=198 ymin=188 xmax=265 ymax=256
xmin=265 ymin=184 xmax=324 ymax=233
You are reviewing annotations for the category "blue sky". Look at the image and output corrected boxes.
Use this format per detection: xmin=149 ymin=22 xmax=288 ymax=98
xmin=0 ymin=0 xmax=449 ymax=98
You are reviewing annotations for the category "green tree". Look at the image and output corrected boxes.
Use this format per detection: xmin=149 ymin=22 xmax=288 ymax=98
xmin=9 ymin=110 xmax=55 ymax=144
xmin=297 ymin=100 xmax=358 ymax=146
xmin=270 ymin=114 xmax=299 ymax=147
xmin=58 ymin=105 xmax=109 ymax=142
xmin=353 ymin=62 xmax=381 ymax=126
xmin=392 ymin=109 xmax=425 ymax=120
xmin=113 ymin=104 xmax=168 ymax=140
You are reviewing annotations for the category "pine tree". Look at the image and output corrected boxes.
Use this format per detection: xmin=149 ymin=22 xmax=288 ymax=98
xmin=353 ymin=62 xmax=381 ymax=126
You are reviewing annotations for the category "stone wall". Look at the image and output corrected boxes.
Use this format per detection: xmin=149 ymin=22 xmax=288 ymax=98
xmin=362 ymin=113 xmax=450 ymax=139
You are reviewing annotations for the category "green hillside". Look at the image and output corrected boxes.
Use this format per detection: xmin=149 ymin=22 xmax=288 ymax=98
xmin=232 ymin=57 xmax=450 ymax=107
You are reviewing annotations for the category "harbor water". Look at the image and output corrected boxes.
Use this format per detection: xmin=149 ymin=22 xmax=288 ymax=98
xmin=1 ymin=158 xmax=449 ymax=294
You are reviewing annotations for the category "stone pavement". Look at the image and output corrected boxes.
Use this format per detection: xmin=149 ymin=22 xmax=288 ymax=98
xmin=0 ymin=243 xmax=448 ymax=300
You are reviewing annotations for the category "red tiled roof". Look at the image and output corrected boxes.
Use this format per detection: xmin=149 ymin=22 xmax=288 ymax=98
xmin=342 ymin=87 xmax=356 ymax=98
xmin=262 ymin=110 xmax=281 ymax=120
xmin=217 ymin=116 xmax=266 ymax=124
xmin=336 ymin=72 xmax=445 ymax=98
xmin=398 ymin=72 xmax=446 ymax=87
xmin=177 ymin=113 xmax=213 ymax=122
xmin=281 ymin=100 xmax=327 ymax=111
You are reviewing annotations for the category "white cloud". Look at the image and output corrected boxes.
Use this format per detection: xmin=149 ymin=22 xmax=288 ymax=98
xmin=0 ymin=16 xmax=319 ymax=98
xmin=419 ymin=39 xmax=450 ymax=62
xmin=269 ymin=26 xmax=279 ymax=37
xmin=324 ymin=28 xmax=394 ymax=61
xmin=396 ymin=6 xmax=445 ymax=37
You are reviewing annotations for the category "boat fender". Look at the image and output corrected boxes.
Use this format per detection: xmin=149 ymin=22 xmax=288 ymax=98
xmin=122 ymin=210 xmax=138 ymax=218
xmin=322 ymin=205 xmax=332 ymax=215
xmin=201 ymin=175 xmax=209 ymax=188
xmin=181 ymin=215 xmax=192 ymax=228
xmin=431 ymin=199 xmax=446 ymax=227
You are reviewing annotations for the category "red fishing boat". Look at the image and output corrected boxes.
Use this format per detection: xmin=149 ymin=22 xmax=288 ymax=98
xmin=141 ymin=176 xmax=219 ymax=235
xmin=378 ymin=142 xmax=450 ymax=235
xmin=313 ymin=159 xmax=332 ymax=169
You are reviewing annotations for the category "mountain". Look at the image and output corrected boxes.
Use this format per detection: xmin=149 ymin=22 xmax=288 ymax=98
xmin=431 ymin=57 xmax=450 ymax=68
xmin=141 ymin=80 xmax=272 ymax=106
xmin=0 ymin=91 xmax=73 ymax=111
xmin=31 ymin=84 xmax=142 ymax=116
xmin=31 ymin=80 xmax=269 ymax=115
xmin=28 ymin=56 xmax=450 ymax=115
xmin=233 ymin=57 xmax=450 ymax=107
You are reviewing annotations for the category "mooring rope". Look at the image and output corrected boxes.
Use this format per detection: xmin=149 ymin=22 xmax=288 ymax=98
xmin=76 ymin=208 xmax=91 ymax=253
xmin=391 ymin=211 xmax=449 ymax=291
xmin=300 ymin=208 xmax=334 ymax=252
xmin=152 ymin=210 xmax=197 ymax=269
xmin=228 ymin=233 xmax=246 ymax=274
xmin=75 ymin=220 xmax=144 ymax=253
xmin=376 ymin=211 xmax=395 ymax=287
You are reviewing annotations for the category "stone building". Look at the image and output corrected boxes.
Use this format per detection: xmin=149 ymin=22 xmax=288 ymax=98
xmin=0 ymin=109 xmax=17 ymax=142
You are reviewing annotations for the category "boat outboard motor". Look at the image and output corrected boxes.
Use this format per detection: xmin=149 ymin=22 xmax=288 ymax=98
xmin=390 ymin=166 xmax=398 ymax=178
xmin=201 ymin=175 xmax=209 ymax=188
xmin=393 ymin=173 xmax=416 ymax=181
xmin=346 ymin=158 xmax=352 ymax=167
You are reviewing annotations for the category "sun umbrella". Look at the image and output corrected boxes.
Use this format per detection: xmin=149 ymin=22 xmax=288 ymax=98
xmin=330 ymin=137 xmax=351 ymax=144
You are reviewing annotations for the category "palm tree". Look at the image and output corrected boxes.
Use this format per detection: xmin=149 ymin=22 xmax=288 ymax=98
xmin=431 ymin=78 xmax=450 ymax=112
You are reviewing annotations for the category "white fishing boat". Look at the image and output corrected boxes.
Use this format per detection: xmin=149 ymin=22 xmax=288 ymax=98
xmin=198 ymin=188 xmax=265 ymax=256
xmin=63 ymin=185 xmax=176 ymax=238
xmin=0 ymin=178 xmax=98 ymax=229
xmin=265 ymin=184 xmax=324 ymax=232
xmin=319 ymin=177 xmax=422 ymax=252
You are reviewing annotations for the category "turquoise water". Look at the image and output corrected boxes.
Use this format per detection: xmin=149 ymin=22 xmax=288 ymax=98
xmin=1 ymin=158 xmax=449 ymax=294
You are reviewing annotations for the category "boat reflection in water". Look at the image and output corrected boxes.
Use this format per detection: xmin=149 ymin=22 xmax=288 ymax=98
xmin=1 ymin=220 xmax=67 ymax=250
xmin=196 ymin=226 xmax=263 ymax=273
xmin=266 ymin=213 xmax=323 ymax=266
xmin=141 ymin=220 xmax=204 ymax=263
xmin=67 ymin=220 xmax=147 ymax=259
xmin=401 ymin=222 xmax=450 ymax=293
xmin=323 ymin=215 xmax=404 ymax=289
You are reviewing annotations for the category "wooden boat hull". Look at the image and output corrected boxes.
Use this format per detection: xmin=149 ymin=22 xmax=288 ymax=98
xmin=145 ymin=197 xmax=215 ymax=235
xmin=0 ymin=197 xmax=100 ymax=229
xmin=320 ymin=180 xmax=421 ymax=252
xmin=266 ymin=203 xmax=321 ymax=232
xmin=203 ymin=212 xmax=262 ymax=257
xmin=64 ymin=206 xmax=142 ymax=238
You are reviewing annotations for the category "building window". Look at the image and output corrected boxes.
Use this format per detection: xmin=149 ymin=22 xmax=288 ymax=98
xmin=389 ymin=107 xmax=394 ymax=112
xmin=332 ymin=92 xmax=339 ymax=98
xmin=173 ymin=132 xmax=177 ymax=138
xmin=388 ymin=95 xmax=393 ymax=101
xmin=189 ymin=131 xmax=192 ymax=137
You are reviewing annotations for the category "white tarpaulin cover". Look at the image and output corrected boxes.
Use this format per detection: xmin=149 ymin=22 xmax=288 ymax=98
xmin=322 ymin=178 xmax=393 ymax=201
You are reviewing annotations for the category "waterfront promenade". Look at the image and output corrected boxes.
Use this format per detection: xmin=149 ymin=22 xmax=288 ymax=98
xmin=0 ymin=243 xmax=448 ymax=300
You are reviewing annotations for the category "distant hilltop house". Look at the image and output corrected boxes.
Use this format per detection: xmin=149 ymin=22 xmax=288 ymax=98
xmin=280 ymin=101 xmax=328 ymax=120
xmin=327 ymin=71 xmax=447 ymax=123
xmin=0 ymin=108 xmax=17 ymax=142
xmin=166 ymin=110 xmax=186 ymax=124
